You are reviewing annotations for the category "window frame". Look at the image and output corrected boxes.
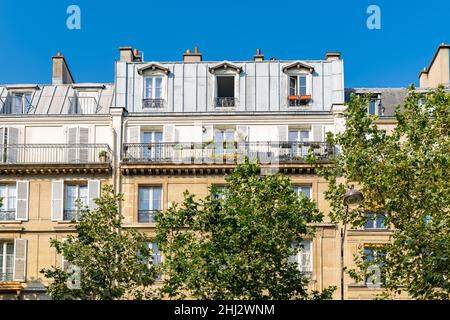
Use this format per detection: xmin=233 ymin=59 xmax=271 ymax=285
xmin=293 ymin=185 xmax=312 ymax=200
xmin=290 ymin=240 xmax=313 ymax=274
xmin=364 ymin=213 xmax=386 ymax=230
xmin=138 ymin=186 xmax=163 ymax=223
xmin=143 ymin=76 xmax=164 ymax=100
xmin=8 ymin=92 xmax=33 ymax=114
xmin=63 ymin=183 xmax=88 ymax=221
xmin=0 ymin=241 xmax=14 ymax=282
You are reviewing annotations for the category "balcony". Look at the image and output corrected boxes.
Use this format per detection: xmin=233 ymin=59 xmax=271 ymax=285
xmin=142 ymin=98 xmax=165 ymax=109
xmin=0 ymin=273 xmax=13 ymax=282
xmin=68 ymin=97 xmax=101 ymax=114
xmin=215 ymin=97 xmax=236 ymax=108
xmin=138 ymin=210 xmax=158 ymax=223
xmin=0 ymin=210 xmax=15 ymax=221
xmin=122 ymin=141 xmax=334 ymax=175
xmin=0 ymin=144 xmax=112 ymax=175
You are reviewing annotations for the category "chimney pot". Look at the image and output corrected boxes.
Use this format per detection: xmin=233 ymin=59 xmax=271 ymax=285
xmin=183 ymin=47 xmax=202 ymax=63
xmin=253 ymin=48 xmax=264 ymax=62
xmin=195 ymin=47 xmax=199 ymax=54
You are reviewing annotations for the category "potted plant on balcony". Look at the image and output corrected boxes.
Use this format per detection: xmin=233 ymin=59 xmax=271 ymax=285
xmin=98 ymin=150 xmax=108 ymax=163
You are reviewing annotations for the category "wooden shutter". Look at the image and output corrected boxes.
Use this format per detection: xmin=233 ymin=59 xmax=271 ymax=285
xmin=306 ymin=74 xmax=313 ymax=96
xmin=78 ymin=127 xmax=90 ymax=162
xmin=312 ymin=125 xmax=324 ymax=142
xmin=67 ymin=126 xmax=78 ymax=163
xmin=7 ymin=126 xmax=19 ymax=163
xmin=88 ymin=180 xmax=101 ymax=210
xmin=277 ymin=125 xmax=288 ymax=142
xmin=163 ymin=125 xmax=174 ymax=143
xmin=15 ymin=181 xmax=29 ymax=221
xmin=13 ymin=238 xmax=27 ymax=282
xmin=51 ymin=180 xmax=64 ymax=221
xmin=0 ymin=127 xmax=4 ymax=163
xmin=127 ymin=126 xmax=140 ymax=143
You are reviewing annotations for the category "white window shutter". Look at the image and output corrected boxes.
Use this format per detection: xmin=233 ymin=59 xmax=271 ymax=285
xmin=202 ymin=125 xmax=214 ymax=142
xmin=51 ymin=180 xmax=64 ymax=221
xmin=7 ymin=126 xmax=20 ymax=163
xmin=312 ymin=125 xmax=324 ymax=142
xmin=15 ymin=180 xmax=29 ymax=221
xmin=88 ymin=180 xmax=101 ymax=210
xmin=277 ymin=125 xmax=288 ymax=142
xmin=236 ymin=125 xmax=248 ymax=142
xmin=127 ymin=126 xmax=140 ymax=143
xmin=13 ymin=238 xmax=27 ymax=282
xmin=79 ymin=127 xmax=90 ymax=162
xmin=67 ymin=126 xmax=78 ymax=144
xmin=163 ymin=125 xmax=174 ymax=143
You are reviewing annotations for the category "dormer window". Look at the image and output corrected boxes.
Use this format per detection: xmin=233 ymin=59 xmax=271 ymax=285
xmin=3 ymin=93 xmax=32 ymax=114
xmin=283 ymin=61 xmax=314 ymax=107
xmin=209 ymin=62 xmax=242 ymax=109
xmin=138 ymin=63 xmax=169 ymax=110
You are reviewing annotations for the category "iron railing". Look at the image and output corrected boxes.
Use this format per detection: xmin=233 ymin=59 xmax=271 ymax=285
xmin=63 ymin=210 xmax=82 ymax=221
xmin=215 ymin=97 xmax=236 ymax=108
xmin=0 ymin=144 xmax=111 ymax=165
xmin=142 ymin=98 xmax=165 ymax=109
xmin=0 ymin=273 xmax=13 ymax=282
xmin=0 ymin=210 xmax=15 ymax=221
xmin=123 ymin=141 xmax=334 ymax=164
xmin=138 ymin=210 xmax=158 ymax=223
xmin=68 ymin=97 xmax=101 ymax=114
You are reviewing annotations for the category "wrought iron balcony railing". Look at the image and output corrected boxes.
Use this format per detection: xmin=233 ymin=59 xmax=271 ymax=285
xmin=123 ymin=141 xmax=335 ymax=164
xmin=0 ymin=144 xmax=111 ymax=165
xmin=0 ymin=273 xmax=13 ymax=282
xmin=138 ymin=210 xmax=158 ymax=223
xmin=63 ymin=210 xmax=82 ymax=222
xmin=68 ymin=97 xmax=101 ymax=114
xmin=142 ymin=98 xmax=165 ymax=109
xmin=0 ymin=210 xmax=15 ymax=221
xmin=215 ymin=97 xmax=236 ymax=108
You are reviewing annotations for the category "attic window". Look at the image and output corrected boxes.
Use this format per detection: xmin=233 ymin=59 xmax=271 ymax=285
xmin=2 ymin=92 xmax=33 ymax=114
xmin=288 ymin=75 xmax=311 ymax=106
xmin=215 ymin=76 xmax=235 ymax=107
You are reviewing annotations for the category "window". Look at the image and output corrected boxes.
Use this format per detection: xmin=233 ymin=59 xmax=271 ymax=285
xmin=368 ymin=98 xmax=382 ymax=116
xmin=363 ymin=247 xmax=385 ymax=286
xmin=69 ymin=91 xmax=99 ymax=114
xmin=364 ymin=213 xmax=386 ymax=229
xmin=289 ymin=240 xmax=313 ymax=274
xmin=4 ymin=93 xmax=32 ymax=114
xmin=64 ymin=184 xmax=88 ymax=221
xmin=142 ymin=131 xmax=163 ymax=160
xmin=289 ymin=130 xmax=310 ymax=157
xmin=212 ymin=185 xmax=227 ymax=200
xmin=143 ymin=77 xmax=164 ymax=108
xmin=0 ymin=242 xmax=14 ymax=282
xmin=138 ymin=186 xmax=162 ymax=223
xmin=215 ymin=76 xmax=235 ymax=107
xmin=293 ymin=186 xmax=312 ymax=200
xmin=214 ymin=129 xmax=236 ymax=157
xmin=288 ymin=75 xmax=310 ymax=106
xmin=0 ymin=184 xmax=16 ymax=221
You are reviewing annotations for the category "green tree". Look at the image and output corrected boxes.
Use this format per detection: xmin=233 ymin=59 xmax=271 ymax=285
xmin=156 ymin=160 xmax=336 ymax=299
xmin=316 ymin=85 xmax=450 ymax=299
xmin=41 ymin=185 xmax=159 ymax=300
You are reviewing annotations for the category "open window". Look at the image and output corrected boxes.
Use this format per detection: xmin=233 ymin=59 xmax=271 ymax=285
xmin=138 ymin=63 xmax=169 ymax=109
xmin=3 ymin=92 xmax=33 ymax=114
xmin=215 ymin=76 xmax=235 ymax=107
xmin=283 ymin=61 xmax=314 ymax=107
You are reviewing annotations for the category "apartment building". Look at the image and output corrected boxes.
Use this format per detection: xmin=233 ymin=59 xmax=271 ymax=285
xmin=5 ymin=42 xmax=443 ymax=299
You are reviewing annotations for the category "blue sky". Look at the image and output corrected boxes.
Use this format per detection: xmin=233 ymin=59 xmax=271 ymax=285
xmin=0 ymin=0 xmax=448 ymax=87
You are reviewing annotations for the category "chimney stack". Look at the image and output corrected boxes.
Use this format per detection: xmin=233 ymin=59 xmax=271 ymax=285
xmin=183 ymin=47 xmax=202 ymax=63
xmin=325 ymin=52 xmax=341 ymax=61
xmin=119 ymin=46 xmax=142 ymax=62
xmin=52 ymin=52 xmax=74 ymax=85
xmin=253 ymin=48 xmax=264 ymax=62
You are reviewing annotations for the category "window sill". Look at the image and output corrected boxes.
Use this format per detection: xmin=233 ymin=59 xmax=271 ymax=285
xmin=0 ymin=220 xmax=22 ymax=224
xmin=57 ymin=221 xmax=79 ymax=224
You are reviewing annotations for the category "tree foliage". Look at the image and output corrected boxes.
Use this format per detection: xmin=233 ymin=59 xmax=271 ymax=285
xmin=41 ymin=185 xmax=158 ymax=300
xmin=156 ymin=160 xmax=336 ymax=299
xmin=317 ymin=85 xmax=450 ymax=299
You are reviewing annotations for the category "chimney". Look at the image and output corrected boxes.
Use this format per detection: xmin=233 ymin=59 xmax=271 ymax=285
xmin=325 ymin=52 xmax=341 ymax=61
xmin=253 ymin=48 xmax=264 ymax=62
xmin=183 ymin=47 xmax=202 ymax=63
xmin=52 ymin=52 xmax=74 ymax=85
xmin=119 ymin=46 xmax=142 ymax=62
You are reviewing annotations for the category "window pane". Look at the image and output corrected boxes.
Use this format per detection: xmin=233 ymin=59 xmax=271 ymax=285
xmin=300 ymin=131 xmax=309 ymax=142
xmin=79 ymin=186 xmax=88 ymax=206
xmin=139 ymin=187 xmax=150 ymax=210
xmin=65 ymin=185 xmax=77 ymax=210
xmin=299 ymin=76 xmax=307 ymax=95
xmin=289 ymin=76 xmax=297 ymax=95
xmin=154 ymin=78 xmax=162 ymax=99
xmin=152 ymin=187 xmax=162 ymax=210
xmin=369 ymin=101 xmax=376 ymax=115
xmin=288 ymin=131 xmax=298 ymax=141
xmin=145 ymin=78 xmax=153 ymax=98
xmin=154 ymin=132 xmax=163 ymax=142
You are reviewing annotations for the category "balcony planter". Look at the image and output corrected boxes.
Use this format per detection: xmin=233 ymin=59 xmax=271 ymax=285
xmin=288 ymin=95 xmax=311 ymax=102
xmin=98 ymin=150 xmax=108 ymax=163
